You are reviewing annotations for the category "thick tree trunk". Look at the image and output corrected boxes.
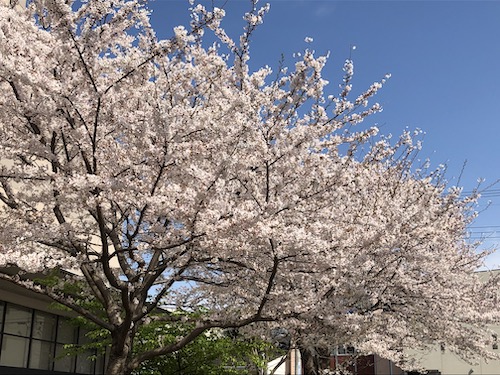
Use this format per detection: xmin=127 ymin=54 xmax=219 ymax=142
xmin=299 ymin=346 xmax=320 ymax=375
xmin=105 ymin=330 xmax=135 ymax=375
xmin=106 ymin=354 xmax=132 ymax=375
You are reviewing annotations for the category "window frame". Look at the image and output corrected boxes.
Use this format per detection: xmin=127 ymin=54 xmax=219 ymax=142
xmin=0 ymin=300 xmax=105 ymax=374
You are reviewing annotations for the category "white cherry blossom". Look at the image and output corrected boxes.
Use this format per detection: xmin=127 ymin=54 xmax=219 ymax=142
xmin=0 ymin=1 xmax=496 ymax=374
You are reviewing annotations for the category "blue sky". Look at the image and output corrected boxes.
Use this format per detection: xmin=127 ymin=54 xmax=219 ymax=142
xmin=147 ymin=0 xmax=500 ymax=267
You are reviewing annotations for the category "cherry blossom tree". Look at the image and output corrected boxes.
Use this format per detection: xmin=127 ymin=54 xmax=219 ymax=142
xmin=0 ymin=0 xmax=496 ymax=374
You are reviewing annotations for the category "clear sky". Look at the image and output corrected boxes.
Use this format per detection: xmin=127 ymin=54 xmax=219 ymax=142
xmin=147 ymin=0 xmax=500 ymax=267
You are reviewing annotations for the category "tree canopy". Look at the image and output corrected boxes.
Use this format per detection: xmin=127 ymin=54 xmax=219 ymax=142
xmin=0 ymin=0 xmax=497 ymax=374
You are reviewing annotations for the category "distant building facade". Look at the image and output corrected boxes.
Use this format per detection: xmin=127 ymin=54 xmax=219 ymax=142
xmin=409 ymin=334 xmax=499 ymax=375
xmin=269 ymin=347 xmax=408 ymax=375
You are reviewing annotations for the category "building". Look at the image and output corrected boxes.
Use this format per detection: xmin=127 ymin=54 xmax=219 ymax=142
xmin=269 ymin=347 xmax=407 ymax=375
xmin=407 ymin=269 xmax=500 ymax=375
xmin=0 ymin=277 xmax=107 ymax=375
xmin=409 ymin=345 xmax=498 ymax=375
xmin=270 ymin=333 xmax=500 ymax=375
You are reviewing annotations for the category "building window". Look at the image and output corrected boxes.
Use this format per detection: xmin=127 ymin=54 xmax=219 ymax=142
xmin=0 ymin=300 xmax=105 ymax=374
xmin=1 ymin=304 xmax=31 ymax=368
xmin=335 ymin=346 xmax=356 ymax=356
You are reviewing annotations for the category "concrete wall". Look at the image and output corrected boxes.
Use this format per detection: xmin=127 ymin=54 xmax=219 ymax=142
xmin=413 ymin=343 xmax=500 ymax=375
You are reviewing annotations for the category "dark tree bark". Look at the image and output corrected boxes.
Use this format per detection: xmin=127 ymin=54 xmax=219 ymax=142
xmin=299 ymin=346 xmax=321 ymax=375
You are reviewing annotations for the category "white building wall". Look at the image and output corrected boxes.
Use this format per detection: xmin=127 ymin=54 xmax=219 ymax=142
xmin=411 ymin=334 xmax=500 ymax=375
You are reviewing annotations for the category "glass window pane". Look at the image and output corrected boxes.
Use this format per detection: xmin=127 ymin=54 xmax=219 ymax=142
xmin=57 ymin=318 xmax=77 ymax=343
xmin=95 ymin=353 xmax=105 ymax=374
xmin=4 ymin=304 xmax=31 ymax=337
xmin=0 ymin=302 xmax=4 ymax=332
xmin=29 ymin=339 xmax=54 ymax=370
xmin=78 ymin=328 xmax=91 ymax=344
xmin=54 ymin=343 xmax=76 ymax=372
xmin=33 ymin=311 xmax=56 ymax=341
xmin=0 ymin=334 xmax=29 ymax=367
xmin=76 ymin=351 xmax=95 ymax=374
